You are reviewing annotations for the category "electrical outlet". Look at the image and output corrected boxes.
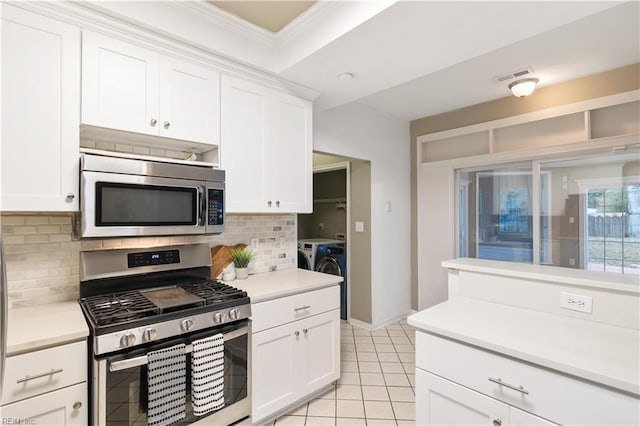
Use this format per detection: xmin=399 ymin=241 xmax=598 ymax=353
xmin=280 ymin=237 xmax=286 ymax=248
xmin=319 ymin=223 xmax=325 ymax=230
xmin=250 ymin=238 xmax=259 ymax=250
xmin=560 ymin=292 xmax=593 ymax=314
xmin=569 ymin=258 xmax=576 ymax=266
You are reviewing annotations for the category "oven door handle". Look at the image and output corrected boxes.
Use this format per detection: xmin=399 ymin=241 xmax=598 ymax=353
xmin=108 ymin=325 xmax=248 ymax=373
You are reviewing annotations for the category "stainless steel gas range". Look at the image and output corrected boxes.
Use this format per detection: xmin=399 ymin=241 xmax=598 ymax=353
xmin=78 ymin=243 xmax=251 ymax=426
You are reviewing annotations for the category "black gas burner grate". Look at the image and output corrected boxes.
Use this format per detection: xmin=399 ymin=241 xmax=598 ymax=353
xmin=82 ymin=291 xmax=160 ymax=326
xmin=179 ymin=280 xmax=248 ymax=305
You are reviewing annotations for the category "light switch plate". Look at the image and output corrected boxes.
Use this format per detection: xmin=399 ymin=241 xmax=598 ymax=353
xmin=355 ymin=221 xmax=365 ymax=233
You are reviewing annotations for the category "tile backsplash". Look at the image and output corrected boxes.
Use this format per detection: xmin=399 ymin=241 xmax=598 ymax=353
xmin=1 ymin=213 xmax=296 ymax=309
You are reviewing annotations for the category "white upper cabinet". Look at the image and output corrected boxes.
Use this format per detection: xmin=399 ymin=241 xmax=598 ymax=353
xmin=81 ymin=31 xmax=159 ymax=136
xmin=1 ymin=4 xmax=80 ymax=212
xmin=159 ymin=56 xmax=220 ymax=144
xmin=271 ymin=92 xmax=313 ymax=213
xmin=221 ymin=75 xmax=312 ymax=213
xmin=220 ymin=76 xmax=271 ymax=212
xmin=81 ymin=30 xmax=220 ymax=146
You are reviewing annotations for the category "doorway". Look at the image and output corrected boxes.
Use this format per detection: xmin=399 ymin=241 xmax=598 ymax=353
xmin=298 ymin=152 xmax=372 ymax=325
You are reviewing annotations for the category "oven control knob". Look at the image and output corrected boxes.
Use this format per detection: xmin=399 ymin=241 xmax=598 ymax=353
xmin=213 ymin=312 xmax=223 ymax=324
xmin=143 ymin=328 xmax=157 ymax=342
xmin=120 ymin=333 xmax=136 ymax=348
xmin=181 ymin=319 xmax=194 ymax=332
xmin=229 ymin=309 xmax=239 ymax=320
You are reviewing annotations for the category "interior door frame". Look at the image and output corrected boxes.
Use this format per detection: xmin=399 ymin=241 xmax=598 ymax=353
xmin=313 ymin=161 xmax=351 ymax=322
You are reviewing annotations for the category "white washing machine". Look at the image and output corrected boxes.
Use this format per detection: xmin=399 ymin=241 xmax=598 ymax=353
xmin=297 ymin=238 xmax=343 ymax=270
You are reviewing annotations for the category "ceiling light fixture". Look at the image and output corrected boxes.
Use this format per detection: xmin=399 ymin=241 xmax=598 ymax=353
xmin=339 ymin=72 xmax=354 ymax=81
xmin=508 ymin=78 xmax=539 ymax=98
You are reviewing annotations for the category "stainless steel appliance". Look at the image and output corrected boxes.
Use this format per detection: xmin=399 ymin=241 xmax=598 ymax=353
xmin=80 ymin=150 xmax=225 ymax=238
xmin=79 ymin=243 xmax=250 ymax=425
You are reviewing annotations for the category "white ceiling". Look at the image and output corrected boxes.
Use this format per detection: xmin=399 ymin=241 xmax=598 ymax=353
xmin=273 ymin=1 xmax=639 ymax=120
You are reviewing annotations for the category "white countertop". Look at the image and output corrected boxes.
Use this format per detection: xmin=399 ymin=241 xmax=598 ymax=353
xmin=7 ymin=301 xmax=89 ymax=356
xmin=230 ymin=268 xmax=343 ymax=303
xmin=408 ymin=297 xmax=640 ymax=395
xmin=442 ymin=258 xmax=639 ymax=294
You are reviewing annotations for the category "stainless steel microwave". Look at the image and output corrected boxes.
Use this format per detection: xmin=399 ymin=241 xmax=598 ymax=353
xmin=80 ymin=151 xmax=224 ymax=238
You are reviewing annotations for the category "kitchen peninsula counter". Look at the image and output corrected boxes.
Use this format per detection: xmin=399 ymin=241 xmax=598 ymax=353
xmin=230 ymin=267 xmax=343 ymax=303
xmin=7 ymin=301 xmax=89 ymax=355
xmin=408 ymin=297 xmax=639 ymax=395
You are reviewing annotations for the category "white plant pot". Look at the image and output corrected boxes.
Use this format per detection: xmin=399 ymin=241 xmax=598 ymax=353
xmin=235 ymin=267 xmax=249 ymax=279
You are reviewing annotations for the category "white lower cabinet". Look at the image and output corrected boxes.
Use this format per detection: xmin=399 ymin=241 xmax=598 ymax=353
xmin=1 ymin=341 xmax=88 ymax=425
xmin=252 ymin=303 xmax=340 ymax=424
xmin=416 ymin=369 xmax=554 ymax=426
xmin=415 ymin=332 xmax=640 ymax=425
xmin=2 ymin=382 xmax=87 ymax=425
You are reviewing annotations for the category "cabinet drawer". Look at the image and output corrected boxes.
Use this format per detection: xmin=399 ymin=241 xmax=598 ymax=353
xmin=2 ymin=341 xmax=87 ymax=405
xmin=252 ymin=286 xmax=339 ymax=333
xmin=416 ymin=332 xmax=639 ymax=425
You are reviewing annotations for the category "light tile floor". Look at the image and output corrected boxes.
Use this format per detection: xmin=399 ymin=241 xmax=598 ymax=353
xmin=270 ymin=317 xmax=416 ymax=426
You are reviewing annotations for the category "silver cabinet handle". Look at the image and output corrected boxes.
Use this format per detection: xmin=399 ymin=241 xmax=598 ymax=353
xmin=267 ymin=200 xmax=272 ymax=207
xmin=488 ymin=377 xmax=529 ymax=395
xmin=163 ymin=121 xmax=171 ymax=129
xmin=73 ymin=401 xmax=82 ymax=410
xmin=294 ymin=305 xmax=311 ymax=312
xmin=303 ymin=328 xmax=308 ymax=334
xmin=294 ymin=331 xmax=300 ymax=336
xmin=17 ymin=368 xmax=63 ymax=384
xmin=150 ymin=118 xmax=157 ymax=126
xmin=65 ymin=193 xmax=75 ymax=201
xmin=276 ymin=200 xmax=280 ymax=207
xmin=492 ymin=420 xmax=502 ymax=426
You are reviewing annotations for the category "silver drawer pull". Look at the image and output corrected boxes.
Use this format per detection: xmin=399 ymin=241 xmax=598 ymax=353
xmin=294 ymin=305 xmax=311 ymax=312
xmin=488 ymin=377 xmax=529 ymax=395
xmin=17 ymin=368 xmax=63 ymax=384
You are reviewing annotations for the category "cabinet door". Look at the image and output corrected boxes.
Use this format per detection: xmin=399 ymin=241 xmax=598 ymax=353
xmin=271 ymin=92 xmax=313 ymax=213
xmin=81 ymin=30 xmax=160 ymax=136
xmin=2 ymin=382 xmax=87 ymax=425
xmin=510 ymin=407 xmax=557 ymax=426
xmin=1 ymin=5 xmax=80 ymax=211
xmin=416 ymin=368 xmax=509 ymax=426
xmin=252 ymin=321 xmax=298 ymax=422
xmin=159 ymin=56 xmax=220 ymax=145
xmin=220 ymin=75 xmax=271 ymax=212
xmin=299 ymin=309 xmax=340 ymax=394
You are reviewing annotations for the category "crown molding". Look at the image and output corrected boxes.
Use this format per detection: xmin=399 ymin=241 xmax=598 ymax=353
xmin=175 ymin=1 xmax=276 ymax=46
xmin=276 ymin=1 xmax=337 ymax=45
xmin=11 ymin=1 xmax=319 ymax=100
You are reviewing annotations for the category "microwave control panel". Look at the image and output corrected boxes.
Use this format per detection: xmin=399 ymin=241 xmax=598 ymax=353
xmin=208 ymin=189 xmax=224 ymax=225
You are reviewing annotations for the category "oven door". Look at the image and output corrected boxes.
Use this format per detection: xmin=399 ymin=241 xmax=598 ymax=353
xmin=81 ymin=171 xmax=206 ymax=238
xmin=93 ymin=323 xmax=250 ymax=426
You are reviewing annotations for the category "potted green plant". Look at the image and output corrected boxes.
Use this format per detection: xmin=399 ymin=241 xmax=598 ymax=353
xmin=230 ymin=247 xmax=255 ymax=279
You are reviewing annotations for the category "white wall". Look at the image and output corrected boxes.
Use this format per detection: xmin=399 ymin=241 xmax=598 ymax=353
xmin=314 ymin=102 xmax=411 ymax=327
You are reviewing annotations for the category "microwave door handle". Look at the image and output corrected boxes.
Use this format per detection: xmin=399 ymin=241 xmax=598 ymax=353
xmin=197 ymin=186 xmax=206 ymax=226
